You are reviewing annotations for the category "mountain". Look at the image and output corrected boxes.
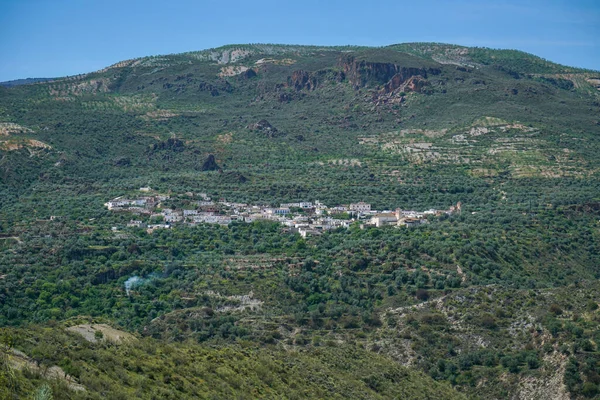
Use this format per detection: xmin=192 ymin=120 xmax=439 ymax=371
xmin=1 ymin=43 xmax=600 ymax=399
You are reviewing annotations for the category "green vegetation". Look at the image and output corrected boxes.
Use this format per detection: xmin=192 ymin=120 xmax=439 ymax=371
xmin=1 ymin=42 xmax=599 ymax=399
xmin=0 ymin=325 xmax=465 ymax=399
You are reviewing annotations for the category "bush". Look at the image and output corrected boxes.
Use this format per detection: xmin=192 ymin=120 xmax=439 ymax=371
xmin=564 ymin=358 xmax=582 ymax=392
xmin=415 ymin=289 xmax=430 ymax=301
xmin=501 ymin=356 xmax=520 ymax=373
xmin=582 ymin=382 xmax=598 ymax=398
xmin=526 ymin=355 xmax=540 ymax=369
xmin=480 ymin=314 xmax=497 ymax=330
xmin=549 ymin=304 xmax=563 ymax=315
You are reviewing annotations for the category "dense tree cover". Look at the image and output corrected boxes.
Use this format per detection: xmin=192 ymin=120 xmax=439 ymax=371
xmin=1 ymin=43 xmax=599 ymax=398
xmin=0 ymin=208 xmax=599 ymax=397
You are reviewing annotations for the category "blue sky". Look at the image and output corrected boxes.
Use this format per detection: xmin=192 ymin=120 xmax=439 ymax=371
xmin=0 ymin=0 xmax=598 ymax=81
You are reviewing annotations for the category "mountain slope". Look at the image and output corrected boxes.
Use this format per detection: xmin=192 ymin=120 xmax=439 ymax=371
xmin=1 ymin=43 xmax=600 ymax=399
xmin=1 ymin=324 xmax=467 ymax=399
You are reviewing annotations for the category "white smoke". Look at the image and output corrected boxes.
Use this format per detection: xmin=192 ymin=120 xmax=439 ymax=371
xmin=125 ymin=276 xmax=144 ymax=296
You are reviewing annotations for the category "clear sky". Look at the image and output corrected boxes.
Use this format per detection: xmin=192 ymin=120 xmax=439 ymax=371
xmin=1 ymin=0 xmax=598 ymax=81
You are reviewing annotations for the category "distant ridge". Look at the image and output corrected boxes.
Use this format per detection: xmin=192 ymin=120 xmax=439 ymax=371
xmin=0 ymin=77 xmax=55 ymax=88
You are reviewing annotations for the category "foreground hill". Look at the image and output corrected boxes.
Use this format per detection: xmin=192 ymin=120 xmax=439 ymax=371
xmin=0 ymin=324 xmax=466 ymax=399
xmin=1 ymin=43 xmax=600 ymax=399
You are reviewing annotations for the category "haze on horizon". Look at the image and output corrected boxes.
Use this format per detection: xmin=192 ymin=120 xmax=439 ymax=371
xmin=1 ymin=0 xmax=599 ymax=82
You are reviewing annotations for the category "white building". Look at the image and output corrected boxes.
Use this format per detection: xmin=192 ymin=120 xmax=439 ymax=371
xmin=370 ymin=213 xmax=398 ymax=227
xmin=281 ymin=202 xmax=313 ymax=209
xmin=349 ymin=202 xmax=371 ymax=212
xmin=127 ymin=220 xmax=144 ymax=228
xmin=265 ymin=207 xmax=290 ymax=215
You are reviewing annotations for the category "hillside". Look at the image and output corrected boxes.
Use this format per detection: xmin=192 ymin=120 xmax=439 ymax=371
xmin=1 ymin=43 xmax=600 ymax=399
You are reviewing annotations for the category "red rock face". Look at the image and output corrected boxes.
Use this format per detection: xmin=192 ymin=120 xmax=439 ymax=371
xmin=286 ymin=69 xmax=346 ymax=92
xmin=383 ymin=72 xmax=428 ymax=93
xmin=338 ymin=55 xmax=440 ymax=91
xmin=403 ymin=76 xmax=429 ymax=93
xmin=288 ymin=70 xmax=318 ymax=91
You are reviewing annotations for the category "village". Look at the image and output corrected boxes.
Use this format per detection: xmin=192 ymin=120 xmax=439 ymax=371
xmin=104 ymin=188 xmax=462 ymax=236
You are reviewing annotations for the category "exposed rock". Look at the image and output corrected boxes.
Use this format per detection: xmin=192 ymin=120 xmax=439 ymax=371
xmin=8 ymin=347 xmax=87 ymax=392
xmin=66 ymin=324 xmax=137 ymax=344
xmin=338 ymin=55 xmax=440 ymax=89
xmin=514 ymin=352 xmax=569 ymax=400
xmin=201 ymin=154 xmax=220 ymax=171
xmin=288 ymin=70 xmax=318 ymax=91
xmin=250 ymin=119 xmax=279 ymax=137
xmin=0 ymin=139 xmax=52 ymax=152
xmin=286 ymin=69 xmax=345 ymax=91
xmin=255 ymin=58 xmax=296 ymax=66
xmin=0 ymin=122 xmax=34 ymax=136
xmin=384 ymin=74 xmax=429 ymax=94
xmin=198 ymin=80 xmax=233 ymax=95
xmin=151 ymin=138 xmax=185 ymax=153
xmin=218 ymin=65 xmax=249 ymax=77
xmin=240 ymin=69 xmax=257 ymax=79
xmin=586 ymin=77 xmax=600 ymax=91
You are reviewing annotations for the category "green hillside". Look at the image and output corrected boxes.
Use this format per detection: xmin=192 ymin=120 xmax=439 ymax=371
xmin=0 ymin=325 xmax=466 ymax=399
xmin=1 ymin=43 xmax=600 ymax=399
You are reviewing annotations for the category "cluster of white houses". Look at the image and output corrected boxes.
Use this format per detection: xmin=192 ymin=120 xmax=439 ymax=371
xmin=105 ymin=190 xmax=460 ymax=235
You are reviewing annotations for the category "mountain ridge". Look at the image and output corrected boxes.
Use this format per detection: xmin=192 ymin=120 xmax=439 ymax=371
xmin=3 ymin=42 xmax=596 ymax=87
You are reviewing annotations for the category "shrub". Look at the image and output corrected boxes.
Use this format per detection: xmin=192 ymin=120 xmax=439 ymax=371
xmin=480 ymin=313 xmax=497 ymax=330
xmin=549 ymin=304 xmax=563 ymax=315
xmin=415 ymin=289 xmax=430 ymax=301
xmin=582 ymin=382 xmax=598 ymax=398
xmin=526 ymin=355 xmax=540 ymax=369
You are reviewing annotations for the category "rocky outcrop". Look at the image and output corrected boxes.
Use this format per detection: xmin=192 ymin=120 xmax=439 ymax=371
xmin=151 ymin=138 xmax=185 ymax=153
xmin=288 ymin=70 xmax=318 ymax=91
xmin=384 ymin=74 xmax=429 ymax=94
xmin=287 ymin=69 xmax=345 ymax=91
xmin=201 ymin=154 xmax=220 ymax=171
xmin=586 ymin=77 xmax=600 ymax=91
xmin=338 ymin=55 xmax=440 ymax=90
xmin=197 ymin=79 xmax=233 ymax=96
xmin=249 ymin=119 xmax=279 ymax=137
xmin=240 ymin=69 xmax=257 ymax=80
